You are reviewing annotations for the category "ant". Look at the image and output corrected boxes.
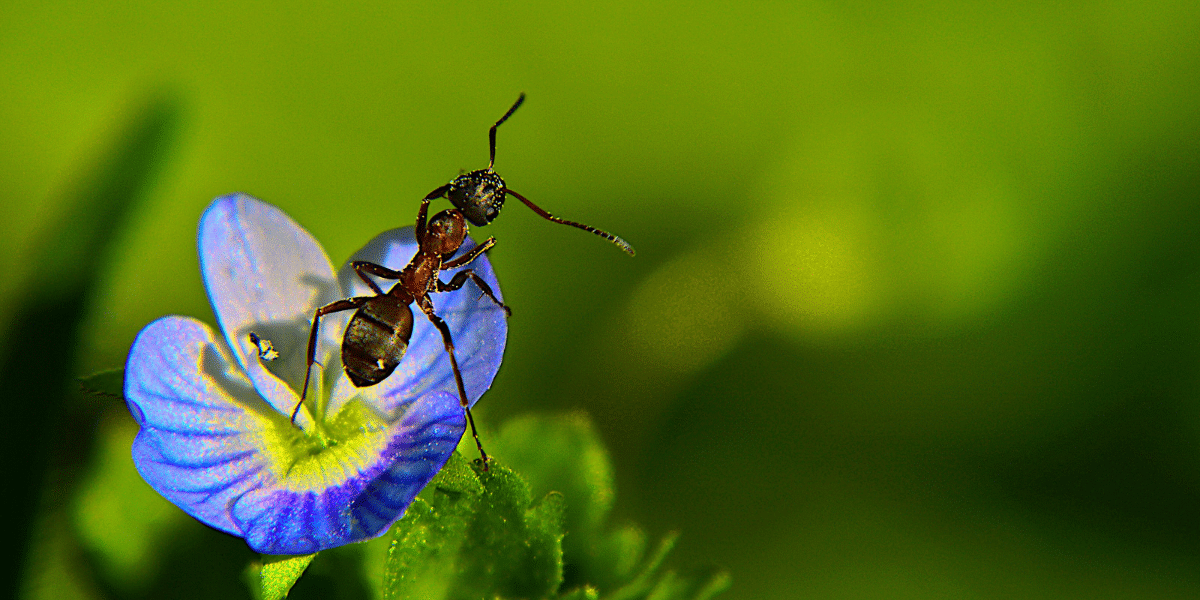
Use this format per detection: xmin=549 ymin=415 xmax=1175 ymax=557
xmin=292 ymin=206 xmax=509 ymax=466
xmin=293 ymin=95 xmax=633 ymax=467
xmin=420 ymin=93 xmax=635 ymax=257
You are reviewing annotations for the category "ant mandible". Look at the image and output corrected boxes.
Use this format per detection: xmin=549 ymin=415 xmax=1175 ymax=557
xmin=292 ymin=204 xmax=509 ymax=466
xmin=420 ymin=93 xmax=635 ymax=257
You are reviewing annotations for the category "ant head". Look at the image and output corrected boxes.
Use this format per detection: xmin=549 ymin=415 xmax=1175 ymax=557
xmin=425 ymin=209 xmax=468 ymax=256
xmin=445 ymin=94 xmax=525 ymax=227
xmin=447 ymin=169 xmax=506 ymax=227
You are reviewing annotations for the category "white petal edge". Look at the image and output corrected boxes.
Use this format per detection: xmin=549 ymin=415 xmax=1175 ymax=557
xmin=199 ymin=193 xmax=342 ymax=420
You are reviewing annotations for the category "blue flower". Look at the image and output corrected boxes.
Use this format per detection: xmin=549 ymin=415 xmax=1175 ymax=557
xmin=124 ymin=193 xmax=507 ymax=554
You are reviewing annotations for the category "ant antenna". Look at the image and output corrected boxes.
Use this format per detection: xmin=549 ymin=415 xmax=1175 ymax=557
xmin=507 ymin=189 xmax=636 ymax=256
xmin=489 ymin=93 xmax=525 ymax=169
xmin=446 ymin=93 xmax=635 ymax=256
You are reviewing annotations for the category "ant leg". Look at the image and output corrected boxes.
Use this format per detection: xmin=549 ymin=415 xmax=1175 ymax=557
xmin=351 ymin=260 xmax=403 ymax=295
xmin=442 ymin=236 xmax=496 ymax=269
xmin=506 ymin=189 xmax=636 ymax=256
xmin=417 ymin=183 xmax=451 ymax=240
xmin=440 ymin=238 xmax=508 ymax=314
xmin=416 ymin=297 xmax=490 ymax=469
xmin=293 ymin=297 xmax=369 ymax=424
xmin=438 ymin=270 xmax=511 ymax=317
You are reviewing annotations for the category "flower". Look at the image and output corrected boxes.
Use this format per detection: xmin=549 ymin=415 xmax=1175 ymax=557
xmin=123 ymin=193 xmax=507 ymax=554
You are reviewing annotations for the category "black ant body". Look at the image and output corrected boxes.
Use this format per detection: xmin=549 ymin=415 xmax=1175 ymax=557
xmin=420 ymin=93 xmax=635 ymax=257
xmin=294 ymin=95 xmax=632 ymax=467
xmin=293 ymin=205 xmax=509 ymax=465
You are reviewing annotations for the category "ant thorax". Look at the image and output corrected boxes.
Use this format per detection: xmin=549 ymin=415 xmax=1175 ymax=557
xmin=423 ymin=210 xmax=468 ymax=256
xmin=448 ymin=169 xmax=506 ymax=226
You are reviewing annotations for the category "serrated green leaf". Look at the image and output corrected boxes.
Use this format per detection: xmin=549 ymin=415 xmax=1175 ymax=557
xmin=383 ymin=453 xmax=567 ymax=600
xmin=383 ymin=453 xmax=482 ymax=600
xmin=485 ymin=413 xmax=728 ymax=599
xmin=521 ymin=490 xmax=567 ymax=594
xmin=250 ymin=553 xmax=317 ymax=600
xmin=492 ymin=412 xmax=620 ymax=591
xmin=383 ymin=419 xmax=727 ymax=600
xmin=78 ymin=369 xmax=125 ymax=399
xmin=457 ymin=459 xmax=565 ymax=599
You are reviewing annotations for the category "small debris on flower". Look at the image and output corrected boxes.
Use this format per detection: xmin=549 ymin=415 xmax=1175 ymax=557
xmin=249 ymin=332 xmax=279 ymax=362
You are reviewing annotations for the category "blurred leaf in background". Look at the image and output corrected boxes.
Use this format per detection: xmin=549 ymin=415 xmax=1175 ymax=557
xmin=7 ymin=95 xmax=180 ymax=600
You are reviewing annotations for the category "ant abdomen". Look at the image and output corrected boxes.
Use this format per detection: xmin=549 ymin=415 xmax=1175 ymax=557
xmin=341 ymin=298 xmax=413 ymax=387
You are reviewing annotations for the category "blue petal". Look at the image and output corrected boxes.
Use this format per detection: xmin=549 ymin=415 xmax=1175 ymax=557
xmin=126 ymin=315 xmax=469 ymax=554
xmin=231 ymin=391 xmax=466 ymax=554
xmin=199 ymin=193 xmax=342 ymax=421
xmin=125 ymin=316 xmax=277 ymax=536
xmin=329 ymin=227 xmax=508 ymax=418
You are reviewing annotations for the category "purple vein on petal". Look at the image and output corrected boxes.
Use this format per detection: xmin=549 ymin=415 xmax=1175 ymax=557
xmin=217 ymin=389 xmax=465 ymax=554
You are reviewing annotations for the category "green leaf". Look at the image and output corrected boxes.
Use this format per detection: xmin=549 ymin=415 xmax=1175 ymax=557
xmin=78 ymin=368 xmax=125 ymax=400
xmin=460 ymin=462 xmax=564 ymax=599
xmin=683 ymin=567 xmax=732 ymax=600
xmin=492 ymin=412 xmax=617 ymax=589
xmin=247 ymin=553 xmax=317 ymax=600
xmin=5 ymin=95 xmax=180 ymax=596
xmin=595 ymin=524 xmax=649 ymax=585
xmin=383 ymin=453 xmax=482 ymax=599
xmin=382 ymin=414 xmax=728 ymax=600
xmin=606 ymin=532 xmax=679 ymax=600
xmin=383 ymin=453 xmax=566 ymax=600
xmin=494 ymin=412 xmax=614 ymax=537
xmin=487 ymin=413 xmax=730 ymax=599
xmin=596 ymin=533 xmax=731 ymax=600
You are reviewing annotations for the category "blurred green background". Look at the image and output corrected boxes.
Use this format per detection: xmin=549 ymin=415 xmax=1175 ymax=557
xmin=4 ymin=0 xmax=1200 ymax=598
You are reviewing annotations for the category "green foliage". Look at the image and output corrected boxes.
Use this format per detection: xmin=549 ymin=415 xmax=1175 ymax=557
xmin=493 ymin=413 xmax=614 ymax=563
xmin=379 ymin=413 xmax=729 ymax=600
xmin=382 ymin=453 xmax=565 ymax=600
xmin=79 ymin=369 xmax=125 ymax=400
xmin=493 ymin=413 xmax=730 ymax=599
xmin=246 ymin=554 xmax=317 ymax=600
xmin=9 ymin=97 xmax=181 ymax=600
